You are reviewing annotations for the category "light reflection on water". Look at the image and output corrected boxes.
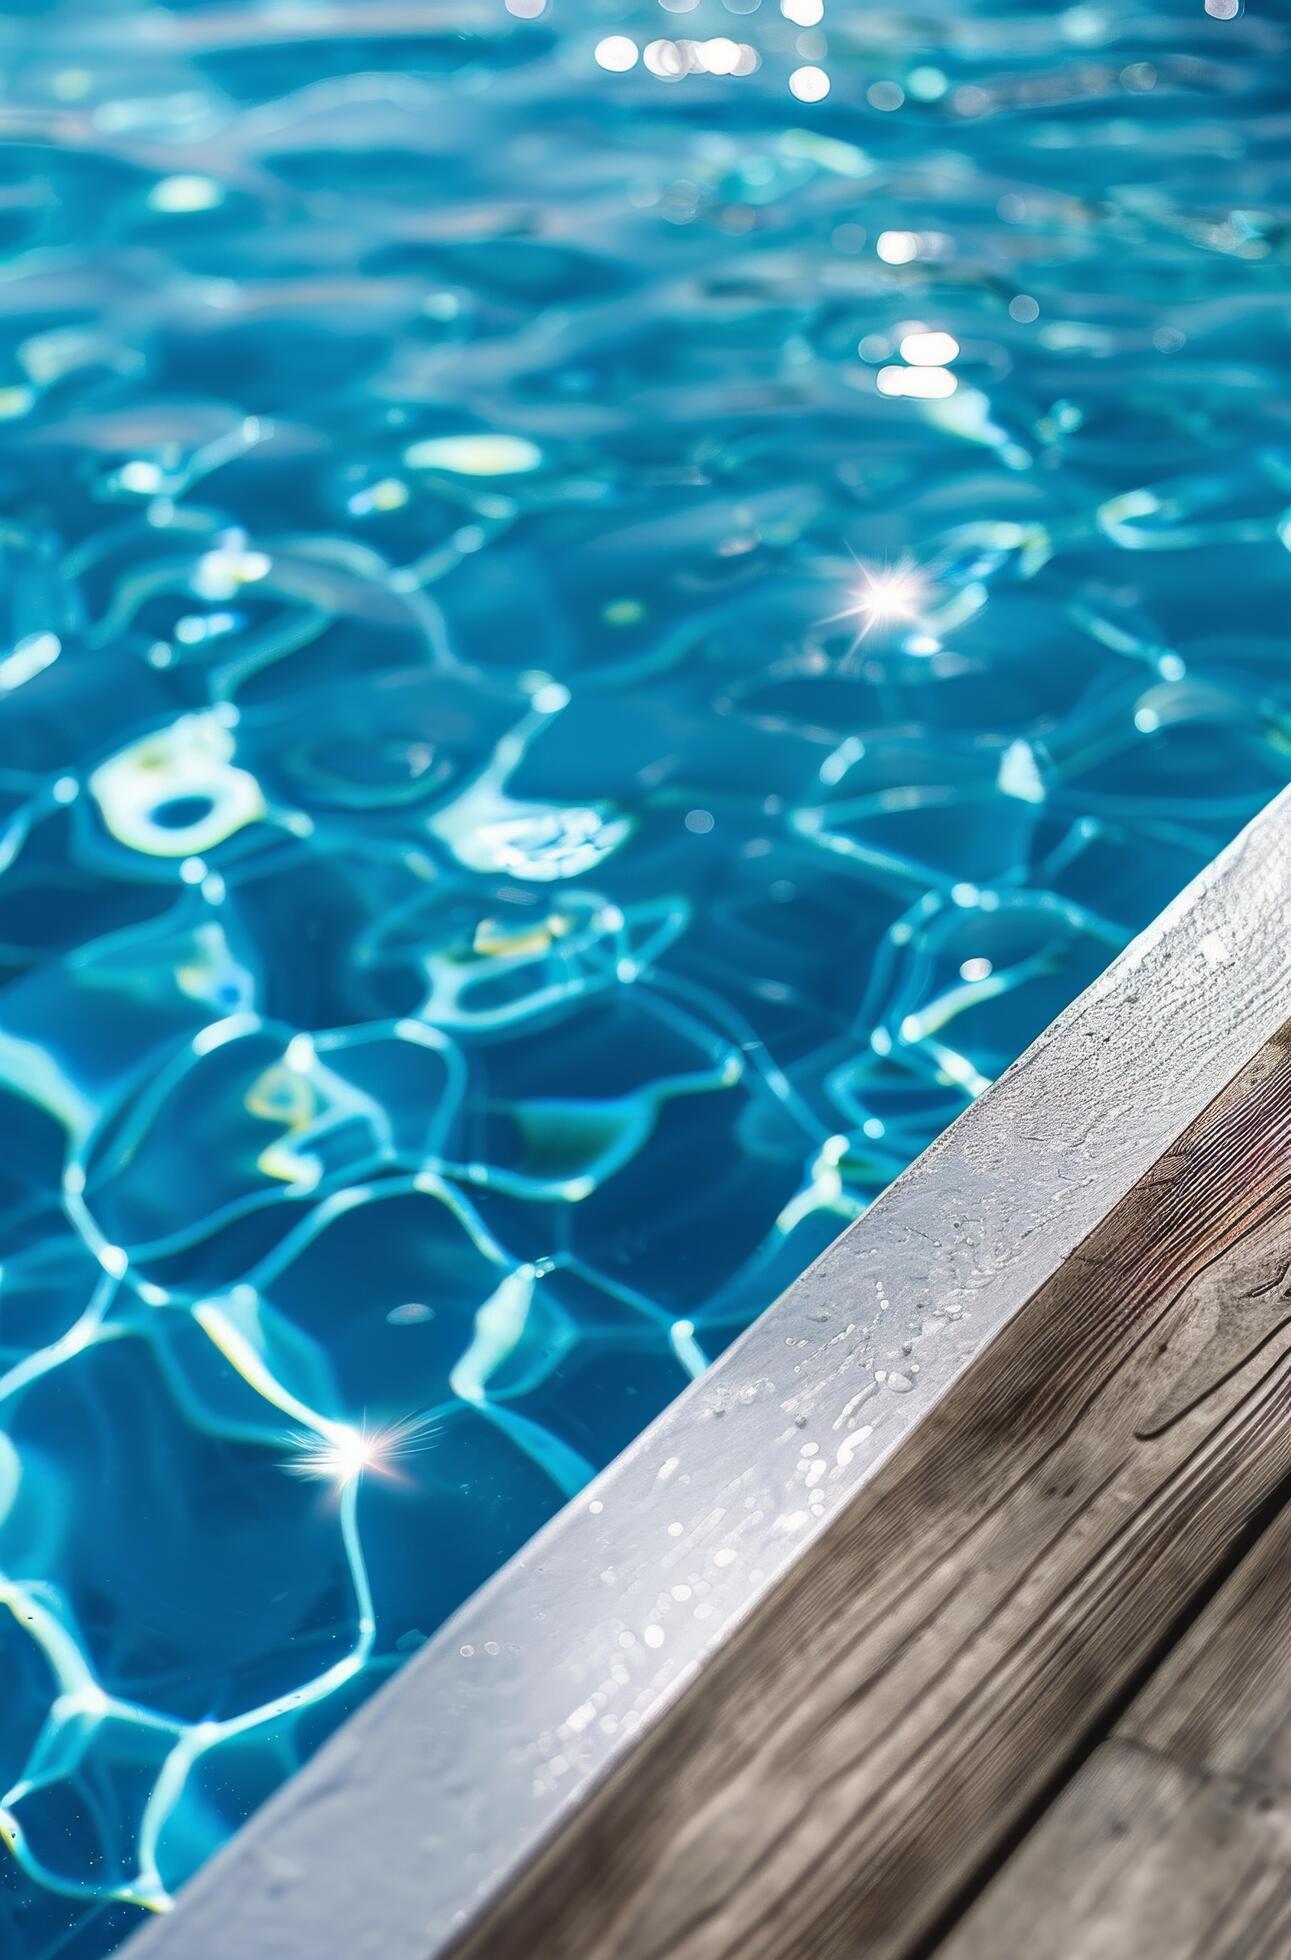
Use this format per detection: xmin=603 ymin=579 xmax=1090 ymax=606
xmin=0 ymin=0 xmax=1288 ymax=1951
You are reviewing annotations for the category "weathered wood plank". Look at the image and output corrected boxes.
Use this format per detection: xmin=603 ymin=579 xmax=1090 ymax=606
xmin=941 ymin=1499 xmax=1291 ymax=1958
xmin=940 ymin=1741 xmax=1291 ymax=1960
xmin=1123 ymin=1497 xmax=1291 ymax=1791
xmin=449 ymin=1024 xmax=1291 ymax=1960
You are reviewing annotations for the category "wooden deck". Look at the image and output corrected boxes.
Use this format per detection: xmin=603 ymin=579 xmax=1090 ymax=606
xmin=453 ymin=1020 xmax=1291 ymax=1960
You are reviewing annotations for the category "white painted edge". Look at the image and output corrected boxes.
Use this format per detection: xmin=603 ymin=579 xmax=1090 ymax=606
xmin=129 ymin=787 xmax=1291 ymax=1960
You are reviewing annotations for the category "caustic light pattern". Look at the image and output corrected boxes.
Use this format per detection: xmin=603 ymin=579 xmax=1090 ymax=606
xmin=0 ymin=0 xmax=1288 ymax=1953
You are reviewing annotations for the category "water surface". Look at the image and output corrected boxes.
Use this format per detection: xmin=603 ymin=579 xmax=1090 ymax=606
xmin=0 ymin=1 xmax=1288 ymax=1952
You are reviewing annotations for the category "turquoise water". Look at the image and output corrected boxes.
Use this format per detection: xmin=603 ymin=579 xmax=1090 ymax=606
xmin=0 ymin=0 xmax=1288 ymax=1950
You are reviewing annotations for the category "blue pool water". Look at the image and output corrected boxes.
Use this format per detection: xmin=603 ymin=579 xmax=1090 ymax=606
xmin=0 ymin=0 xmax=1288 ymax=1951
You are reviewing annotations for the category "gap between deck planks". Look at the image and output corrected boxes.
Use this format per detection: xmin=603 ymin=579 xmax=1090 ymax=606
xmin=940 ymin=1491 xmax=1291 ymax=1959
xmin=448 ymin=1020 xmax=1291 ymax=1960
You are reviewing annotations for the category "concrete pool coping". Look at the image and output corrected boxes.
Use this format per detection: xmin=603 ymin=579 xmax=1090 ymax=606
xmin=129 ymin=786 xmax=1291 ymax=1960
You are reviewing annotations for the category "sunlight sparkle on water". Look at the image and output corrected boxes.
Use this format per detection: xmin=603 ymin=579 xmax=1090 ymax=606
xmin=833 ymin=563 xmax=928 ymax=644
xmin=284 ymin=1417 xmax=434 ymax=1489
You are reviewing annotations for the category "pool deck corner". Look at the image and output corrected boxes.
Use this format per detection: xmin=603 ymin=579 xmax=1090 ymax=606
xmin=127 ymin=787 xmax=1291 ymax=1960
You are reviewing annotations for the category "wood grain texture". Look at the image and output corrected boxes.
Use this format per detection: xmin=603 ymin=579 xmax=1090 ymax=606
xmin=941 ymin=1499 xmax=1291 ymax=1959
xmin=941 ymin=1741 xmax=1291 ymax=1960
xmin=449 ymin=1024 xmax=1291 ymax=1960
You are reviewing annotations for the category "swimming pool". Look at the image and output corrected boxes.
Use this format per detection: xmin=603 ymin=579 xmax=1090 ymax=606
xmin=0 ymin=1 xmax=1287 ymax=1953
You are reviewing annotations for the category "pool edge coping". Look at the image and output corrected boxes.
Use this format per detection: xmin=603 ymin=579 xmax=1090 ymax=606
xmin=128 ymin=786 xmax=1291 ymax=1960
